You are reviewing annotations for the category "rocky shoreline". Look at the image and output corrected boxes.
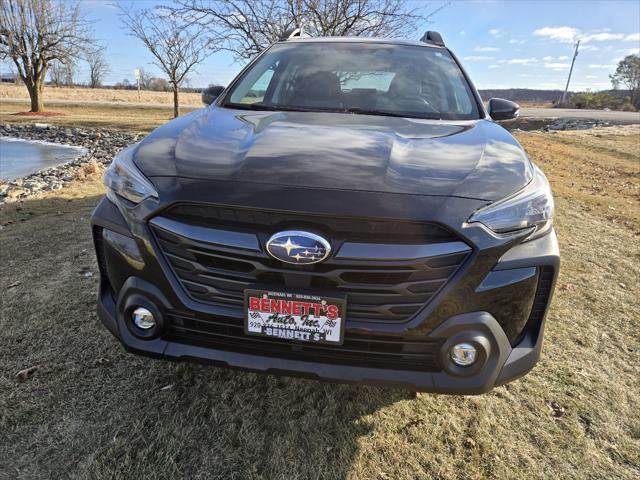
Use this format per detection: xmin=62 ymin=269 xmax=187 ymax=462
xmin=0 ymin=123 xmax=141 ymax=204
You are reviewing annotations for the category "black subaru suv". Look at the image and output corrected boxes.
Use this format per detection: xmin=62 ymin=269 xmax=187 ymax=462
xmin=92 ymin=31 xmax=559 ymax=394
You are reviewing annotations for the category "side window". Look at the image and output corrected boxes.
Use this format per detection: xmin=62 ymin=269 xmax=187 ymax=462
xmin=439 ymin=59 xmax=474 ymax=114
xmin=450 ymin=78 xmax=474 ymax=113
xmin=230 ymin=61 xmax=279 ymax=104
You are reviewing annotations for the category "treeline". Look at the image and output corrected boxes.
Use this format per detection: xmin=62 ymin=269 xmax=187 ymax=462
xmin=479 ymin=88 xmax=638 ymax=111
xmin=478 ymin=89 xmax=564 ymax=103
xmin=563 ymin=90 xmax=637 ymax=111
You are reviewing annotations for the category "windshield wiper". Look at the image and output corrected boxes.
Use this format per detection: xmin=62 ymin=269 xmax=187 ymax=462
xmin=226 ymin=102 xmax=327 ymax=113
xmin=344 ymin=107 xmax=441 ymax=120
xmin=226 ymin=103 xmax=442 ymax=120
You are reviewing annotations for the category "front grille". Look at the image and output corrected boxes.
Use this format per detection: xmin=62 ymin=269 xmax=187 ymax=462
xmin=150 ymin=204 xmax=470 ymax=323
xmin=165 ymin=312 xmax=443 ymax=371
xmin=162 ymin=204 xmax=458 ymax=244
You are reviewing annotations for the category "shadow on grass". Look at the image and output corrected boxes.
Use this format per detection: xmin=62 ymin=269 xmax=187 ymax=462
xmin=0 ymin=191 xmax=413 ymax=480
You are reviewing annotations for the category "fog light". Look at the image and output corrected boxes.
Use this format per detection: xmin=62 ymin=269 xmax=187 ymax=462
xmin=132 ymin=307 xmax=155 ymax=330
xmin=450 ymin=343 xmax=477 ymax=366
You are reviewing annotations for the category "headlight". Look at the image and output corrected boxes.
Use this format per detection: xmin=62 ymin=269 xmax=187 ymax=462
xmin=468 ymin=166 xmax=554 ymax=240
xmin=103 ymin=145 xmax=158 ymax=204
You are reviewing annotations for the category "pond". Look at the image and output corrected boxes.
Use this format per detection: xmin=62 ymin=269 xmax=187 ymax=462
xmin=0 ymin=137 xmax=87 ymax=181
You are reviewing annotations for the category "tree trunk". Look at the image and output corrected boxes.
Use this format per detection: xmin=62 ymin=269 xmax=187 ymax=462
xmin=25 ymin=78 xmax=44 ymax=113
xmin=173 ymin=85 xmax=180 ymax=118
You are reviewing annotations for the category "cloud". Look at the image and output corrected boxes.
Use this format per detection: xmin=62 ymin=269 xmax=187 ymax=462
xmin=463 ymin=56 xmax=495 ymax=61
xmin=540 ymin=82 xmax=562 ymax=88
xmin=543 ymin=56 xmax=554 ymax=62
xmin=557 ymin=55 xmax=570 ymax=60
xmin=582 ymin=32 xmax=624 ymax=43
xmin=509 ymin=39 xmax=525 ymax=45
xmin=534 ymin=26 xmax=579 ymax=43
xmin=534 ymin=27 xmax=639 ymax=45
xmin=506 ymin=57 xmax=538 ymax=64
xmin=488 ymin=65 xmax=500 ymax=69
xmin=545 ymin=63 xmax=570 ymax=69
xmin=588 ymin=64 xmax=616 ymax=69
xmin=489 ymin=29 xmax=501 ymax=36
xmin=459 ymin=30 xmax=466 ymax=36
xmin=474 ymin=46 xmax=500 ymax=52
xmin=586 ymin=75 xmax=598 ymax=79
xmin=571 ymin=81 xmax=611 ymax=89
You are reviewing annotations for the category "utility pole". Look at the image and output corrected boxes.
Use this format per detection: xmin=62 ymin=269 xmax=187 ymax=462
xmin=560 ymin=40 xmax=580 ymax=105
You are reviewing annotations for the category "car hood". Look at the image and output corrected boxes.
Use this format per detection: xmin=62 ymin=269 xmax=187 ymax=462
xmin=134 ymin=106 xmax=532 ymax=201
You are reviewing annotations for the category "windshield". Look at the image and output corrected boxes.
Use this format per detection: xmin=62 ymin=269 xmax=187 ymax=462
xmin=223 ymin=42 xmax=480 ymax=120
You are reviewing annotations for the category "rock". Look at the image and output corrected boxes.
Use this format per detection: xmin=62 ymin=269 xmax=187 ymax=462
xmin=24 ymin=181 xmax=45 ymax=190
xmin=7 ymin=188 xmax=27 ymax=198
xmin=1 ymin=123 xmax=138 ymax=201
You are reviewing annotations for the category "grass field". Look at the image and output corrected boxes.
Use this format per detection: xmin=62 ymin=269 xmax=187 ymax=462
xmin=0 ymin=84 xmax=204 ymax=106
xmin=0 ymin=122 xmax=639 ymax=479
xmin=0 ymin=99 xmax=196 ymax=132
xmin=0 ymin=85 xmax=553 ymax=133
xmin=0 ymin=84 xmax=551 ymax=109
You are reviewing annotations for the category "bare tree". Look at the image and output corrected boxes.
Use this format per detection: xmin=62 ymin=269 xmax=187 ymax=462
xmin=49 ymin=60 xmax=66 ymax=87
xmin=610 ymin=54 xmax=640 ymax=108
xmin=118 ymin=5 xmax=217 ymax=117
xmin=49 ymin=58 xmax=75 ymax=86
xmin=148 ymin=77 xmax=169 ymax=91
xmin=135 ymin=67 xmax=154 ymax=90
xmin=86 ymin=47 xmax=109 ymax=88
xmin=0 ymin=0 xmax=93 ymax=111
xmin=63 ymin=57 xmax=76 ymax=86
xmin=174 ymin=0 xmax=448 ymax=60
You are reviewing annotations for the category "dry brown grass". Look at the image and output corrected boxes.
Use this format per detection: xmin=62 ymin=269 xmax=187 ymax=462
xmin=517 ymin=101 xmax=554 ymax=108
xmin=0 ymin=84 xmax=203 ymax=106
xmin=74 ymin=159 xmax=103 ymax=181
xmin=0 ymin=125 xmax=638 ymax=479
xmin=0 ymin=100 xmax=195 ymax=132
xmin=517 ymin=125 xmax=640 ymax=233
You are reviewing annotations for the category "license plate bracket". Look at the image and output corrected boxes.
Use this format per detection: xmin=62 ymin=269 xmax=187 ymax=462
xmin=244 ymin=289 xmax=346 ymax=345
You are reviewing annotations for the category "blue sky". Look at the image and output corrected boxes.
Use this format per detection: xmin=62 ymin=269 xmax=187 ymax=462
xmin=4 ymin=0 xmax=640 ymax=91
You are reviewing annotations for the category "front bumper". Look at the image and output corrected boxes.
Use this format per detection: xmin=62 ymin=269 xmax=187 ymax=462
xmin=92 ymin=192 xmax=559 ymax=394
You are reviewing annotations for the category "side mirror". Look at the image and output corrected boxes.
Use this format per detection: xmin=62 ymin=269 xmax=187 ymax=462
xmin=488 ymin=98 xmax=519 ymax=121
xmin=202 ymin=85 xmax=224 ymax=105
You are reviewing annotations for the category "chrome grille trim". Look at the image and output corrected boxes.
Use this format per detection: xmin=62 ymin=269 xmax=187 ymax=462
xmin=150 ymin=212 xmax=471 ymax=323
xmin=336 ymin=241 xmax=470 ymax=261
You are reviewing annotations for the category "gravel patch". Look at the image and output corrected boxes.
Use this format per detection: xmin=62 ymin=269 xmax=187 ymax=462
xmin=0 ymin=123 xmax=141 ymax=204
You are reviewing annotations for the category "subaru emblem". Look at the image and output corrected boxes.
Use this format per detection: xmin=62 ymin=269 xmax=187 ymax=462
xmin=266 ymin=231 xmax=331 ymax=265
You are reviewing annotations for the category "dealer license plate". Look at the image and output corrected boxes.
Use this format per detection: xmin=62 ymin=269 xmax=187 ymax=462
xmin=244 ymin=289 xmax=346 ymax=345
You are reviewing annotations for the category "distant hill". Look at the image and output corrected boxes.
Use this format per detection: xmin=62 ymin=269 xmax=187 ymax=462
xmin=478 ymin=88 xmax=633 ymax=105
xmin=478 ymin=89 xmax=564 ymax=103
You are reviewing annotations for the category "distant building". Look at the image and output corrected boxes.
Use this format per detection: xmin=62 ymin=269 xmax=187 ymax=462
xmin=1 ymin=74 xmax=19 ymax=84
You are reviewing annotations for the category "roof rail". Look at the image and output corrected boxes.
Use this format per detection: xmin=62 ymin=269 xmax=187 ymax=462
xmin=279 ymin=27 xmax=305 ymax=41
xmin=420 ymin=31 xmax=445 ymax=47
